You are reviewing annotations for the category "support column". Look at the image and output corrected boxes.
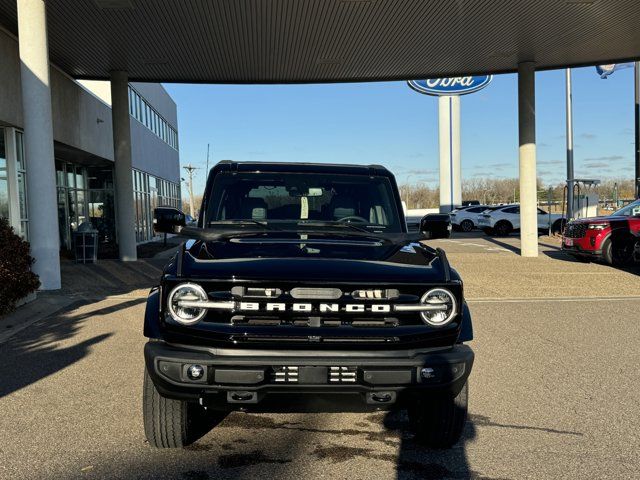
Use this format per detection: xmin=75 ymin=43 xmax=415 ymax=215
xmin=110 ymin=71 xmax=137 ymax=261
xmin=438 ymin=95 xmax=461 ymax=213
xmin=635 ymin=61 xmax=640 ymax=199
xmin=17 ymin=0 xmax=60 ymax=290
xmin=517 ymin=62 xmax=538 ymax=257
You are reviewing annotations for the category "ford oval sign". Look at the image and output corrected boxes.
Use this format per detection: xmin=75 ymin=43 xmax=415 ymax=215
xmin=408 ymin=76 xmax=493 ymax=96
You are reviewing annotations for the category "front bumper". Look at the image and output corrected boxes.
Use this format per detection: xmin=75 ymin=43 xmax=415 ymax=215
xmin=144 ymin=341 xmax=474 ymax=411
xmin=562 ymin=235 xmax=603 ymax=257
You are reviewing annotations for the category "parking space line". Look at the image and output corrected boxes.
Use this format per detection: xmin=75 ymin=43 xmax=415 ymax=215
xmin=468 ymin=296 xmax=640 ymax=303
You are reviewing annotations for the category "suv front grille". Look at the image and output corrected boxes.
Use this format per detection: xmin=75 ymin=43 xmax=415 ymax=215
xmin=197 ymin=284 xmax=435 ymax=328
xmin=564 ymin=223 xmax=587 ymax=238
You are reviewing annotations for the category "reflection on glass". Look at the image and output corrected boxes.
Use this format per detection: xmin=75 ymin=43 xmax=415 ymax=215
xmin=67 ymin=164 xmax=75 ymax=189
xmin=15 ymin=131 xmax=25 ymax=170
xmin=17 ymin=172 xmax=27 ymax=219
xmin=76 ymin=190 xmax=86 ymax=227
xmin=75 ymin=166 xmax=85 ymax=190
xmin=0 ymin=128 xmax=8 ymax=219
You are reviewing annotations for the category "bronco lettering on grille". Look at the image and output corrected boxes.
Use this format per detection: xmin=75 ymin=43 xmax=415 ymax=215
xmin=238 ymin=302 xmax=391 ymax=313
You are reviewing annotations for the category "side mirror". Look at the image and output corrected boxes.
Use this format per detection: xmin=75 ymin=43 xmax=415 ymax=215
xmin=153 ymin=206 xmax=186 ymax=234
xmin=632 ymin=206 xmax=640 ymax=217
xmin=420 ymin=213 xmax=452 ymax=239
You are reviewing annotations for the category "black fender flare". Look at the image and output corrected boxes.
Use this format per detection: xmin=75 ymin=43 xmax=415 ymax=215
xmin=143 ymin=286 xmax=162 ymax=339
xmin=457 ymin=301 xmax=473 ymax=342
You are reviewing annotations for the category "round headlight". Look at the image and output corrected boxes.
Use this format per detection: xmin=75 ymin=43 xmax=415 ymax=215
xmin=419 ymin=288 xmax=457 ymax=326
xmin=167 ymin=283 xmax=208 ymax=325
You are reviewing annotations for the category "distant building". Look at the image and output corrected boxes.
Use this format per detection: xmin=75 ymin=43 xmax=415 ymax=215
xmin=0 ymin=26 xmax=180 ymax=254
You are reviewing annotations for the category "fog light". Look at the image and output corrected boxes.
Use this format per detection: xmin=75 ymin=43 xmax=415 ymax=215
xmin=420 ymin=367 xmax=435 ymax=379
xmin=187 ymin=364 xmax=205 ymax=380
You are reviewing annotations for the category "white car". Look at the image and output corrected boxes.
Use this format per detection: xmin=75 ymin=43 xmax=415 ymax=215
xmin=450 ymin=205 xmax=494 ymax=232
xmin=477 ymin=205 xmax=565 ymax=236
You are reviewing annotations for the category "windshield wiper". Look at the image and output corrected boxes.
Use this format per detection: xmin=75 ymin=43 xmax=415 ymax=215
xmin=207 ymin=220 xmax=276 ymax=231
xmin=298 ymin=220 xmax=380 ymax=235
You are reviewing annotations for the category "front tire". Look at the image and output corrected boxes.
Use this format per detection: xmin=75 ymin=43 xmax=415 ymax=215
xmin=460 ymin=219 xmax=474 ymax=232
xmin=494 ymin=221 xmax=512 ymax=237
xmin=143 ymin=370 xmax=213 ymax=448
xmin=408 ymin=381 xmax=468 ymax=448
xmin=602 ymin=236 xmax=635 ymax=266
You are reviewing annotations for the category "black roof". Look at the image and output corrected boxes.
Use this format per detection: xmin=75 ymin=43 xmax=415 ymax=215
xmin=212 ymin=160 xmax=393 ymax=177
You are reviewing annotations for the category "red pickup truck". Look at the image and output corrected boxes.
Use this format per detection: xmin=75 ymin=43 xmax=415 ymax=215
xmin=562 ymin=199 xmax=640 ymax=265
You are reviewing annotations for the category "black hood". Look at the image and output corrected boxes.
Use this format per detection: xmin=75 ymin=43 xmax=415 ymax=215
xmin=166 ymin=231 xmax=455 ymax=284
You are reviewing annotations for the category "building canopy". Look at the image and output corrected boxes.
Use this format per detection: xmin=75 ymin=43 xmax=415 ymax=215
xmin=1 ymin=0 xmax=640 ymax=83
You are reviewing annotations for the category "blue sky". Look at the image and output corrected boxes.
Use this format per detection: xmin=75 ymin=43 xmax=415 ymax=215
xmin=164 ymin=65 xmax=636 ymax=194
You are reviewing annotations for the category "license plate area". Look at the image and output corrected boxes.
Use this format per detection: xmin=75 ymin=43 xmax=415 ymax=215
xmin=297 ymin=366 xmax=329 ymax=384
xmin=564 ymin=238 xmax=574 ymax=246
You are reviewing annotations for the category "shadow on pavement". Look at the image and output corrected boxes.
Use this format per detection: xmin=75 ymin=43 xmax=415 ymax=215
xmin=542 ymin=246 xmax=640 ymax=276
xmin=0 ymin=298 xmax=144 ymax=399
xmin=384 ymin=409 xmax=581 ymax=480
xmin=481 ymin=236 xmax=521 ymax=255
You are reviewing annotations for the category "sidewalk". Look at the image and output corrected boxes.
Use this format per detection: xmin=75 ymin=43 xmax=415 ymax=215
xmin=0 ymin=243 xmax=178 ymax=345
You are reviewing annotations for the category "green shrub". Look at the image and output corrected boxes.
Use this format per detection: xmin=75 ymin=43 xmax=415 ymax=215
xmin=0 ymin=218 xmax=40 ymax=315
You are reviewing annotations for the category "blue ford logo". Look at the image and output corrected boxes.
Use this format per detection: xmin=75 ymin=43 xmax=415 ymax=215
xmin=408 ymin=76 xmax=492 ymax=96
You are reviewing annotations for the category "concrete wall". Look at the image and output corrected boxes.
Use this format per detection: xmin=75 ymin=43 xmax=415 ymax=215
xmin=50 ymin=71 xmax=114 ymax=161
xmin=130 ymin=82 xmax=179 ymax=182
xmin=77 ymin=80 xmax=180 ymax=183
xmin=0 ymin=29 xmax=114 ymax=160
xmin=130 ymin=119 xmax=180 ymax=182
xmin=0 ymin=28 xmax=23 ymax=127
xmin=0 ymin=28 xmax=180 ymax=185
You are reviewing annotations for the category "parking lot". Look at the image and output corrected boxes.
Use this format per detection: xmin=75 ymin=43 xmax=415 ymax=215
xmin=1 ymin=236 xmax=639 ymax=480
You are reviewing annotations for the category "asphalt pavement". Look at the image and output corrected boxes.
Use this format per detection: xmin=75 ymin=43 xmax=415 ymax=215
xmin=1 ymin=235 xmax=639 ymax=480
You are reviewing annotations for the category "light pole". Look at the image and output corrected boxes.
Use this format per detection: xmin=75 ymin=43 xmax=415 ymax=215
xmin=566 ymin=68 xmax=575 ymax=219
xmin=183 ymin=163 xmax=199 ymax=218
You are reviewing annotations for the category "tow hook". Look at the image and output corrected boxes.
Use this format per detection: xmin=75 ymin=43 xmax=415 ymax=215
xmin=228 ymin=391 xmax=259 ymax=403
xmin=367 ymin=391 xmax=396 ymax=405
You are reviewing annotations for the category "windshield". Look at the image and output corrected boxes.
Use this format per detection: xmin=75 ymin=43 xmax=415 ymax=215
xmin=205 ymin=172 xmax=403 ymax=233
xmin=612 ymin=199 xmax=640 ymax=217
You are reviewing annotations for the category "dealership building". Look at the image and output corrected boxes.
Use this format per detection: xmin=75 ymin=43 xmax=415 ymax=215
xmin=0 ymin=21 xmax=180 ymax=289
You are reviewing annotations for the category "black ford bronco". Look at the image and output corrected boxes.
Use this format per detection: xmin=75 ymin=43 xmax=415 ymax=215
xmin=144 ymin=161 xmax=473 ymax=448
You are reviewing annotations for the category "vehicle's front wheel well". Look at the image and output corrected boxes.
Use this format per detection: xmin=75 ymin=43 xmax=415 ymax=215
xmin=551 ymin=219 xmax=566 ymax=235
xmin=494 ymin=220 xmax=513 ymax=236
xmin=602 ymin=230 xmax=637 ymax=266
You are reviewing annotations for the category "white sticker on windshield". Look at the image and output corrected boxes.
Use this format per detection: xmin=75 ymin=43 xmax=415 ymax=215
xmin=300 ymin=197 xmax=309 ymax=219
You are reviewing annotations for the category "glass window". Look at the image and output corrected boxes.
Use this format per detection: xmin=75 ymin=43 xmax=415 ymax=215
xmin=75 ymin=166 xmax=85 ymax=190
xmin=612 ymin=200 xmax=640 ymax=217
xmin=67 ymin=164 xmax=76 ymax=189
xmin=87 ymin=167 xmax=113 ymax=190
xmin=56 ymin=161 xmax=65 ymax=187
xmin=206 ymin=172 xmax=402 ymax=232
xmin=17 ymin=172 xmax=27 ymax=219
xmin=0 ymin=128 xmax=8 ymax=219
xmin=76 ymin=190 xmax=87 ymax=226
